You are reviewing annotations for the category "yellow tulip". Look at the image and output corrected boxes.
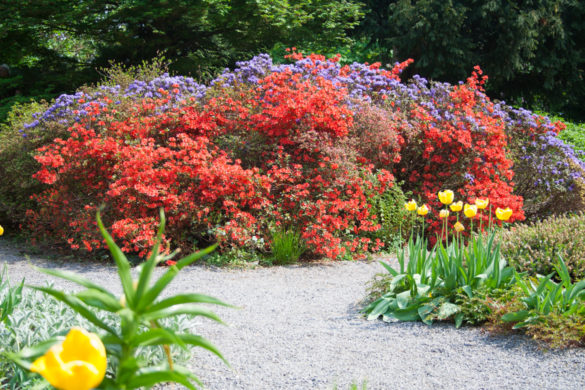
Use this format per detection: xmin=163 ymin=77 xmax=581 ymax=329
xmin=0 ymin=225 xmax=3 ymax=236
xmin=463 ymin=204 xmax=478 ymax=218
xmin=417 ymin=204 xmax=429 ymax=216
xmin=475 ymin=198 xmax=489 ymax=209
xmin=495 ymin=207 xmax=513 ymax=221
xmin=439 ymin=209 xmax=450 ymax=218
xmin=405 ymin=199 xmax=417 ymax=211
xmin=454 ymin=221 xmax=465 ymax=232
xmin=30 ymin=328 xmax=107 ymax=390
xmin=449 ymin=201 xmax=463 ymax=212
xmin=438 ymin=190 xmax=454 ymax=205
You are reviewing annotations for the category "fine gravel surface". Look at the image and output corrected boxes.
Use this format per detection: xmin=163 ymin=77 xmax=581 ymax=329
xmin=2 ymin=240 xmax=585 ymax=390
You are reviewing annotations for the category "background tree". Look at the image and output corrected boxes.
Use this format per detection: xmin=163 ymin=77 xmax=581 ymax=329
xmin=0 ymin=0 xmax=363 ymax=122
xmin=353 ymin=0 xmax=585 ymax=119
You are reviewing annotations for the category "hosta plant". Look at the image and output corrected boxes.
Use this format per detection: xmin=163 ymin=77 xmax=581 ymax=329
xmin=7 ymin=209 xmax=231 ymax=389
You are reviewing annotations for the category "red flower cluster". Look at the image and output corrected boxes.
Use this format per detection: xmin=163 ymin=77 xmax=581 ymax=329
xmin=29 ymin=70 xmax=391 ymax=259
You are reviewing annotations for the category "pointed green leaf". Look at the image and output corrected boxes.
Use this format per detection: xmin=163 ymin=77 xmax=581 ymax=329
xmin=147 ymin=293 xmax=233 ymax=313
xmin=96 ymin=210 xmax=135 ymax=308
xmin=33 ymin=267 xmax=115 ymax=298
xmin=142 ymin=304 xmax=225 ymax=324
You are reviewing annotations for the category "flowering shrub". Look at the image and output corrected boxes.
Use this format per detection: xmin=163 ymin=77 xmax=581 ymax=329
xmin=5 ymin=50 xmax=585 ymax=259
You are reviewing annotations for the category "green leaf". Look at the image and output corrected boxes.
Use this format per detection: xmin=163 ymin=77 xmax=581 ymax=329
xmin=396 ymin=290 xmax=411 ymax=309
xmin=29 ymin=285 xmax=119 ymax=337
xmin=366 ymin=298 xmax=392 ymax=320
xmin=33 ymin=266 xmax=115 ymax=298
xmin=139 ymin=244 xmax=217 ymax=311
xmin=142 ymin=304 xmax=225 ymax=324
xmin=437 ymin=302 xmax=460 ymax=320
xmin=96 ymin=210 xmax=135 ymax=309
xmin=147 ymin=293 xmax=233 ymax=313
xmin=75 ymin=289 xmax=123 ymax=312
xmin=501 ymin=310 xmax=530 ymax=323
xmin=454 ymin=312 xmax=464 ymax=328
xmin=134 ymin=208 xmax=166 ymax=309
xmin=127 ymin=366 xmax=200 ymax=390
xmin=380 ymin=261 xmax=398 ymax=276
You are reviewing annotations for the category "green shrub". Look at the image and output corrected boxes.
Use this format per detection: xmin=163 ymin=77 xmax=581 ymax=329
xmin=555 ymin=116 xmax=585 ymax=161
xmin=367 ymin=182 xmax=416 ymax=253
xmin=499 ymin=213 xmax=585 ymax=281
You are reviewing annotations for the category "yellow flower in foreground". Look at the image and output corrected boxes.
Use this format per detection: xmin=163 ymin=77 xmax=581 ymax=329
xmin=417 ymin=204 xmax=429 ymax=216
xmin=496 ymin=207 xmax=513 ymax=221
xmin=438 ymin=190 xmax=454 ymax=205
xmin=30 ymin=328 xmax=107 ymax=390
xmin=463 ymin=204 xmax=478 ymax=218
xmin=0 ymin=225 xmax=3 ymax=236
xmin=475 ymin=198 xmax=489 ymax=209
xmin=405 ymin=199 xmax=417 ymax=212
xmin=454 ymin=221 xmax=465 ymax=233
xmin=450 ymin=201 xmax=463 ymax=212
xmin=439 ymin=209 xmax=450 ymax=219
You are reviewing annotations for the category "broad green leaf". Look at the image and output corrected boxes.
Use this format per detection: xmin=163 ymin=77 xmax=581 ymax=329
xmin=437 ymin=302 xmax=460 ymax=320
xmin=501 ymin=310 xmax=530 ymax=323
xmin=396 ymin=290 xmax=411 ymax=309
xmin=366 ymin=298 xmax=392 ymax=320
xmin=454 ymin=312 xmax=464 ymax=328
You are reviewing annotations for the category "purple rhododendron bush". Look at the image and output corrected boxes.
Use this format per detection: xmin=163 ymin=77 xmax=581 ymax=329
xmin=0 ymin=51 xmax=583 ymax=260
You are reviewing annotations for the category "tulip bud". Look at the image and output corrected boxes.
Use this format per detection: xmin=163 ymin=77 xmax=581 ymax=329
xmin=439 ymin=209 xmax=449 ymax=218
xmin=454 ymin=221 xmax=465 ymax=232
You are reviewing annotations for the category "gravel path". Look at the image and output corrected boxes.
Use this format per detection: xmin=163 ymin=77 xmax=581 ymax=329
xmin=2 ymin=240 xmax=585 ymax=389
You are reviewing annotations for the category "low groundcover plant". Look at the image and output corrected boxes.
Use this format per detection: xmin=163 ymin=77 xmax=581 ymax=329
xmin=5 ymin=209 xmax=232 ymax=389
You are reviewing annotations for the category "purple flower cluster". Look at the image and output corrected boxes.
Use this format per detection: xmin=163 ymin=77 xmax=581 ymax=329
xmin=22 ymin=74 xmax=206 ymax=136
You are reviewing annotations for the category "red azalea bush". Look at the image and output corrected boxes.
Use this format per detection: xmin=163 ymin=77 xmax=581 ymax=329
xmin=27 ymin=68 xmax=392 ymax=259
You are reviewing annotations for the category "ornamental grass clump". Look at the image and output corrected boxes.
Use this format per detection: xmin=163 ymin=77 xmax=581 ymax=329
xmin=499 ymin=213 xmax=585 ymax=282
xmin=7 ymin=209 xmax=231 ymax=389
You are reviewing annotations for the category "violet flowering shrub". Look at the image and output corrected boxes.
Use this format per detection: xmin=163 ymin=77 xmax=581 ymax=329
xmin=502 ymin=105 xmax=585 ymax=220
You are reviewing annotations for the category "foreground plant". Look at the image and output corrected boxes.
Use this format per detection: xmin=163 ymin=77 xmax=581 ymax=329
xmin=8 ymin=209 xmax=231 ymax=389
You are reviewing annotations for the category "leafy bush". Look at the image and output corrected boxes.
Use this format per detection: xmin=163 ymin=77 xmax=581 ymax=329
xmin=8 ymin=50 xmax=585 ymax=259
xmin=548 ymin=115 xmax=585 ymax=161
xmin=499 ymin=213 xmax=585 ymax=281
xmin=367 ymin=182 xmax=415 ymax=253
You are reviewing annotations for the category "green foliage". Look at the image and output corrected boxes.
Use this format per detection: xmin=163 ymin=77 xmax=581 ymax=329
xmin=502 ymin=258 xmax=585 ymax=328
xmin=268 ymin=228 xmax=306 ymax=265
xmin=368 ymin=183 xmax=415 ymax=254
xmin=363 ymin=231 xmax=516 ymax=327
xmin=6 ymin=209 xmax=231 ymax=389
xmin=353 ymin=0 xmax=585 ymax=120
xmin=499 ymin=213 xmax=585 ymax=281
xmin=557 ymin=117 xmax=585 ymax=161
xmin=0 ymin=0 xmax=364 ymax=122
